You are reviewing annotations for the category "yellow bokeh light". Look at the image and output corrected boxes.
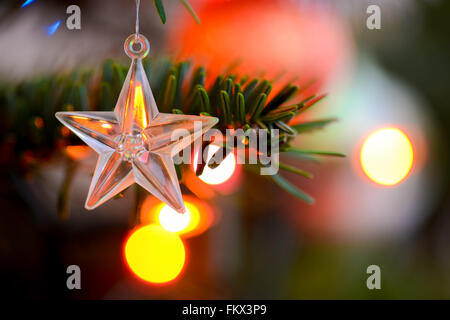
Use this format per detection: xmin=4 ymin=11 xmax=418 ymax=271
xmin=158 ymin=201 xmax=201 ymax=234
xmin=195 ymin=145 xmax=236 ymax=185
xmin=140 ymin=196 xmax=215 ymax=238
xmin=124 ymin=224 xmax=185 ymax=284
xmin=360 ymin=127 xmax=414 ymax=186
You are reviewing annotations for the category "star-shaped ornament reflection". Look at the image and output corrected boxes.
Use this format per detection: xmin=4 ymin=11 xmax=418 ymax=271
xmin=56 ymin=34 xmax=218 ymax=213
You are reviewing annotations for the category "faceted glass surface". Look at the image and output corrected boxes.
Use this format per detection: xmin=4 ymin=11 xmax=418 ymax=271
xmin=56 ymin=56 xmax=218 ymax=213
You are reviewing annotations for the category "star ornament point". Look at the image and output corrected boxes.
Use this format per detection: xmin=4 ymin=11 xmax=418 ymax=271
xmin=56 ymin=59 xmax=218 ymax=213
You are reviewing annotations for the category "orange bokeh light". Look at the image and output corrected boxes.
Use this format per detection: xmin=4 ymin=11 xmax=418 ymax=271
xmin=65 ymin=145 xmax=91 ymax=160
xmin=360 ymin=127 xmax=414 ymax=186
xmin=124 ymin=224 xmax=185 ymax=284
xmin=168 ymin=0 xmax=352 ymax=92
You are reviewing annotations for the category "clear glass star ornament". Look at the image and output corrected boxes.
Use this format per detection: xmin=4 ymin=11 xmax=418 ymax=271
xmin=56 ymin=34 xmax=218 ymax=213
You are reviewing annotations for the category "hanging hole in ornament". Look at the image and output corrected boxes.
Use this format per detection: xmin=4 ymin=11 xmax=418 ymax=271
xmin=124 ymin=34 xmax=150 ymax=59
xmin=132 ymin=42 xmax=142 ymax=52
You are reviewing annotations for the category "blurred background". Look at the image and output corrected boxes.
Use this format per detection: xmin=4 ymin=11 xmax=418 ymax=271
xmin=0 ymin=0 xmax=449 ymax=299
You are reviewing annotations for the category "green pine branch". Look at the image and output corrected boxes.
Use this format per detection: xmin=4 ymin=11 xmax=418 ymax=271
xmin=154 ymin=0 xmax=200 ymax=25
xmin=0 ymin=57 xmax=343 ymax=207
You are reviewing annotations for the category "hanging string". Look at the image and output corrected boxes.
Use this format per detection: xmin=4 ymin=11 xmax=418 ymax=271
xmin=135 ymin=0 xmax=140 ymax=38
xmin=124 ymin=0 xmax=149 ymax=59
